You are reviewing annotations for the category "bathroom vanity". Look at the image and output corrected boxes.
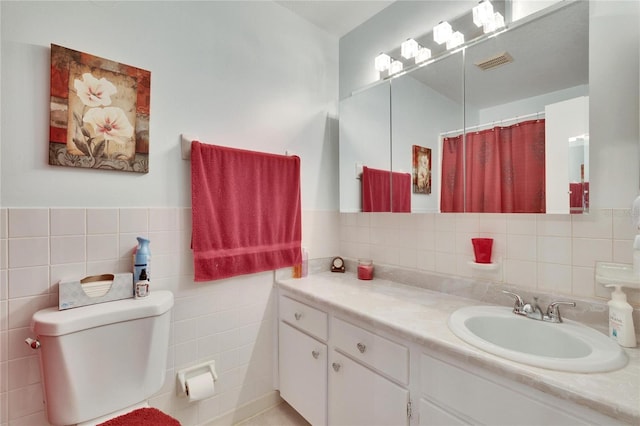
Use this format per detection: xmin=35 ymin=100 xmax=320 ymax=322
xmin=276 ymin=272 xmax=639 ymax=425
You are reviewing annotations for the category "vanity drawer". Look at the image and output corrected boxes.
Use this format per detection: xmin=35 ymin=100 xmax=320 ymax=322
xmin=332 ymin=317 xmax=409 ymax=385
xmin=279 ymin=295 xmax=328 ymax=341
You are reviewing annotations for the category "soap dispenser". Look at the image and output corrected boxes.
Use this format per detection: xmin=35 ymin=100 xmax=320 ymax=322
xmin=604 ymin=284 xmax=636 ymax=348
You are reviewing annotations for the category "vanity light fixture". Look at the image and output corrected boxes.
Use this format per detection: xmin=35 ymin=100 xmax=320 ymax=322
xmin=374 ymin=52 xmax=403 ymax=78
xmin=433 ymin=21 xmax=453 ymax=45
xmin=374 ymin=52 xmax=392 ymax=72
xmin=401 ymin=38 xmax=420 ymax=59
xmin=446 ymin=31 xmax=465 ymax=49
xmin=389 ymin=59 xmax=404 ymax=74
xmin=401 ymin=38 xmax=432 ymax=64
xmin=473 ymin=0 xmax=494 ymax=27
xmin=484 ymin=12 xmax=505 ymax=33
xmin=414 ymin=46 xmax=432 ymax=64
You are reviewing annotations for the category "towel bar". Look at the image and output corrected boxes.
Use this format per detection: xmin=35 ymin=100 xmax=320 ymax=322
xmin=180 ymin=134 xmax=296 ymax=160
xmin=181 ymin=134 xmax=198 ymax=160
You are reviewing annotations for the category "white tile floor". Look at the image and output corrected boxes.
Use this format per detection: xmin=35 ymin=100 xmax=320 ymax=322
xmin=235 ymin=402 xmax=310 ymax=426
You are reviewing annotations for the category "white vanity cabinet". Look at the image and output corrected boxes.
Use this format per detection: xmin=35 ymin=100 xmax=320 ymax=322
xmin=419 ymin=353 xmax=625 ymax=426
xmin=278 ymin=296 xmax=328 ymax=426
xmin=278 ymin=288 xmax=629 ymax=426
xmin=328 ymin=317 xmax=410 ymax=426
xmin=329 ymin=351 xmax=409 ymax=426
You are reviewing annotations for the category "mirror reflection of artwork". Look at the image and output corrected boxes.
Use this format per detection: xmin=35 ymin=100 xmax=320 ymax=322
xmin=412 ymin=145 xmax=431 ymax=194
xmin=49 ymin=44 xmax=151 ymax=173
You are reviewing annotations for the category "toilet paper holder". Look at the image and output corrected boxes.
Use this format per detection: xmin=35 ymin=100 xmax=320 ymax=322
xmin=176 ymin=360 xmax=218 ymax=397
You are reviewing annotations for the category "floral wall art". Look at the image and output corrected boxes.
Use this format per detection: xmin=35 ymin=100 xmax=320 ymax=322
xmin=49 ymin=44 xmax=150 ymax=173
xmin=412 ymin=145 xmax=431 ymax=194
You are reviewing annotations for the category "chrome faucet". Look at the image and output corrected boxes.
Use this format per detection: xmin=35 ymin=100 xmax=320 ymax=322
xmin=545 ymin=300 xmax=577 ymax=323
xmin=501 ymin=291 xmax=575 ymax=323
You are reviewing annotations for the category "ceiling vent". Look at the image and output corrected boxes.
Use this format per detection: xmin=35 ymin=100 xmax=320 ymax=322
xmin=474 ymin=52 xmax=514 ymax=71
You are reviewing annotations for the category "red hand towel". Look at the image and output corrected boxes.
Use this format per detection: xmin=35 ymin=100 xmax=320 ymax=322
xmin=392 ymin=171 xmax=411 ymax=213
xmin=362 ymin=166 xmax=411 ymax=212
xmin=191 ymin=142 xmax=302 ymax=281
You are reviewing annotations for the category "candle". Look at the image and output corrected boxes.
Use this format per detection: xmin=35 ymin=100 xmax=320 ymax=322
xmin=358 ymin=259 xmax=374 ymax=280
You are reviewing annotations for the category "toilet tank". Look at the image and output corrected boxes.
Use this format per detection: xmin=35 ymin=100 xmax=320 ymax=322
xmin=31 ymin=290 xmax=174 ymax=426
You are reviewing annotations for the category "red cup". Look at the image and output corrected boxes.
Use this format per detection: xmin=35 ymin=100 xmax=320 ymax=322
xmin=471 ymin=238 xmax=493 ymax=264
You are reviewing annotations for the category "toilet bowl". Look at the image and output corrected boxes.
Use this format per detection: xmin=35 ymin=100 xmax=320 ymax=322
xmin=28 ymin=291 xmax=175 ymax=426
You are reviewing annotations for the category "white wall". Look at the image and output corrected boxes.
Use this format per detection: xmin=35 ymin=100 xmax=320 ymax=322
xmin=590 ymin=0 xmax=640 ymax=208
xmin=1 ymin=1 xmax=339 ymax=210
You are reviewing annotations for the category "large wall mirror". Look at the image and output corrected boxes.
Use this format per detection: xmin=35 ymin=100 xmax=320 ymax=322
xmin=339 ymin=0 xmax=589 ymax=214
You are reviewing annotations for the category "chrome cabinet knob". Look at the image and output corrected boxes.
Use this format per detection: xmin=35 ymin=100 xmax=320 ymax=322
xmin=332 ymin=362 xmax=341 ymax=372
xmin=312 ymin=350 xmax=320 ymax=359
xmin=294 ymin=312 xmax=302 ymax=321
xmin=357 ymin=342 xmax=366 ymax=353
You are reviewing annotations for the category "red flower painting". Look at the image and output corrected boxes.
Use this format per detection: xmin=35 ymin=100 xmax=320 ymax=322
xmin=49 ymin=44 xmax=151 ymax=173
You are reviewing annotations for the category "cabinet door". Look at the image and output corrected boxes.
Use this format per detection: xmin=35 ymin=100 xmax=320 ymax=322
xmin=329 ymin=351 xmax=409 ymax=426
xmin=279 ymin=321 xmax=327 ymax=425
xmin=419 ymin=398 xmax=468 ymax=426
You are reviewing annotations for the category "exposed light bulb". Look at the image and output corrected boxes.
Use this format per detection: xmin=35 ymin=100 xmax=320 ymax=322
xmin=473 ymin=0 xmax=494 ymax=27
xmin=434 ymin=21 xmax=453 ymax=45
xmin=446 ymin=31 xmax=465 ymax=50
xmin=389 ymin=60 xmax=404 ymax=74
xmin=493 ymin=12 xmax=505 ymax=29
xmin=415 ymin=47 xmax=432 ymax=64
xmin=483 ymin=11 xmax=505 ymax=33
xmin=374 ymin=53 xmax=392 ymax=72
xmin=401 ymin=38 xmax=420 ymax=59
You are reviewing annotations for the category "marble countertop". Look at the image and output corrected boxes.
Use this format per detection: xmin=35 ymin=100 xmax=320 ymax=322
xmin=277 ymin=271 xmax=640 ymax=424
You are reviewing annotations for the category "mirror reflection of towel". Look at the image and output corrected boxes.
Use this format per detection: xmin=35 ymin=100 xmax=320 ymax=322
xmin=190 ymin=142 xmax=302 ymax=281
xmin=362 ymin=166 xmax=411 ymax=213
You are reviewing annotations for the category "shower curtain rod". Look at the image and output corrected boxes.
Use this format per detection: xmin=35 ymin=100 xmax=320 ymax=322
xmin=440 ymin=111 xmax=545 ymax=137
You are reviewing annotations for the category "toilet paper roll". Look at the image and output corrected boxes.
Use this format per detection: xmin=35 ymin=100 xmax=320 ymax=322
xmin=186 ymin=373 xmax=215 ymax=402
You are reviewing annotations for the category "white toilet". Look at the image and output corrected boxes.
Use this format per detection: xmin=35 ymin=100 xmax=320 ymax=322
xmin=28 ymin=290 xmax=174 ymax=426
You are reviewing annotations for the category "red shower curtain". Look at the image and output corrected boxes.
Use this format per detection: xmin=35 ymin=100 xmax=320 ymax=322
xmin=440 ymin=135 xmax=465 ymax=212
xmin=442 ymin=119 xmax=546 ymax=213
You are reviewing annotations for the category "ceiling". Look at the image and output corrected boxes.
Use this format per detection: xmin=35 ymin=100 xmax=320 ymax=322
xmin=275 ymin=0 xmax=395 ymax=38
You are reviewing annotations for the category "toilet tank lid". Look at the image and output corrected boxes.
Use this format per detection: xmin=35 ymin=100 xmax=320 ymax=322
xmin=31 ymin=290 xmax=174 ymax=337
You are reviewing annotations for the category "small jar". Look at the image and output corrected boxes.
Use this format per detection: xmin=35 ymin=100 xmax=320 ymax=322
xmin=357 ymin=259 xmax=374 ymax=280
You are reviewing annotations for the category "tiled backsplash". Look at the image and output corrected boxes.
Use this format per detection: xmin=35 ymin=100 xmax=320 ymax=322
xmin=339 ymin=210 xmax=639 ymax=305
xmin=1 ymin=207 xmax=637 ymax=425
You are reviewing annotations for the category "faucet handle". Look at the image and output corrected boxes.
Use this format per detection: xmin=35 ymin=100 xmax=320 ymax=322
xmin=546 ymin=301 xmax=576 ymax=323
xmin=502 ymin=290 xmax=524 ymax=311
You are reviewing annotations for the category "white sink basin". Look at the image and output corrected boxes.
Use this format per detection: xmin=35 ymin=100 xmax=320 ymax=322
xmin=448 ymin=306 xmax=628 ymax=373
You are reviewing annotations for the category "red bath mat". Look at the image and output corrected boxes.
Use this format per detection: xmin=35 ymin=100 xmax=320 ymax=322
xmin=97 ymin=407 xmax=181 ymax=426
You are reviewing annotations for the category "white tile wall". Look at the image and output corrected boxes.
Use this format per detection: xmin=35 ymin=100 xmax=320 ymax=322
xmin=339 ymin=209 xmax=640 ymax=305
xmin=2 ymin=207 xmax=637 ymax=425
xmin=0 ymin=207 xmax=338 ymax=426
